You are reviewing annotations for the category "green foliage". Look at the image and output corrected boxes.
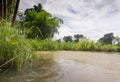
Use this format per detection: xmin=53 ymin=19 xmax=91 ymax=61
xmin=98 ymin=33 xmax=114 ymax=44
xmin=102 ymin=44 xmax=117 ymax=52
xmin=0 ymin=22 xmax=34 ymax=71
xmin=28 ymin=39 xmax=118 ymax=52
xmin=63 ymin=36 xmax=73 ymax=42
xmin=20 ymin=3 xmax=63 ymax=39
xmin=77 ymin=39 xmax=95 ymax=51
xmin=28 ymin=39 xmax=62 ymax=51
xmin=114 ymin=36 xmax=120 ymax=46
xmin=74 ymin=34 xmax=84 ymax=42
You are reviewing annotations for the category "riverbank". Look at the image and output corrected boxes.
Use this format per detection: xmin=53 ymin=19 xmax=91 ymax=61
xmin=29 ymin=39 xmax=120 ymax=52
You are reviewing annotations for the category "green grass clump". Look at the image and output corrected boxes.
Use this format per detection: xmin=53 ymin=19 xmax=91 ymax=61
xmin=0 ymin=23 xmax=34 ymax=71
xmin=29 ymin=39 xmax=118 ymax=52
xmin=102 ymin=44 xmax=117 ymax=52
xmin=28 ymin=39 xmax=61 ymax=51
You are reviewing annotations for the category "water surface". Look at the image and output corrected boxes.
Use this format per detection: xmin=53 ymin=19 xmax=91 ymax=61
xmin=0 ymin=51 xmax=120 ymax=82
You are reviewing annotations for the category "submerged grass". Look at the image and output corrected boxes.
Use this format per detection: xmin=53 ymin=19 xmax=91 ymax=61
xmin=28 ymin=39 xmax=118 ymax=52
xmin=0 ymin=22 xmax=35 ymax=71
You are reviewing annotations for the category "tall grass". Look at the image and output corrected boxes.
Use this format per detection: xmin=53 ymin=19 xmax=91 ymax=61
xmin=0 ymin=22 xmax=34 ymax=71
xmin=28 ymin=39 xmax=118 ymax=52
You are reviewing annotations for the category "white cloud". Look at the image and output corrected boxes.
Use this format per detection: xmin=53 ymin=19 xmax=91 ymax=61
xmin=19 ymin=0 xmax=120 ymax=41
xmin=19 ymin=0 xmax=35 ymax=11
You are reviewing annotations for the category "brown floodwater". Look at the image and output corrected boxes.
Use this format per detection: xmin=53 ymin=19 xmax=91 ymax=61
xmin=0 ymin=51 xmax=120 ymax=82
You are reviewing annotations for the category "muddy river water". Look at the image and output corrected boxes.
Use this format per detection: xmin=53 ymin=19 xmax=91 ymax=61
xmin=0 ymin=51 xmax=120 ymax=82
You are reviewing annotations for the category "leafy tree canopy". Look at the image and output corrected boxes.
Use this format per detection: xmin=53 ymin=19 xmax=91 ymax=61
xmin=98 ymin=33 xmax=114 ymax=44
xmin=20 ymin=3 xmax=63 ymax=39
xmin=74 ymin=34 xmax=84 ymax=42
xmin=63 ymin=36 xmax=73 ymax=42
xmin=113 ymin=36 xmax=120 ymax=46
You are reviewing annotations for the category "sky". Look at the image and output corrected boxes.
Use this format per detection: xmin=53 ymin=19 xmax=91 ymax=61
xmin=19 ymin=0 xmax=120 ymax=41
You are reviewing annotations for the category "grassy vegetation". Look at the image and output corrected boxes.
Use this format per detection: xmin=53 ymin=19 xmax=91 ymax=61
xmin=0 ymin=22 xmax=119 ymax=72
xmin=0 ymin=22 xmax=35 ymax=71
xmin=28 ymin=39 xmax=118 ymax=52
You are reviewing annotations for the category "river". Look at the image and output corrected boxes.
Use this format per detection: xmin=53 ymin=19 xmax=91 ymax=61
xmin=0 ymin=51 xmax=120 ymax=82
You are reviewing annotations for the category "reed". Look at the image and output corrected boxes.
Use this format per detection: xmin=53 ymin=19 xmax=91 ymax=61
xmin=0 ymin=22 xmax=34 ymax=71
xmin=28 ymin=39 xmax=118 ymax=52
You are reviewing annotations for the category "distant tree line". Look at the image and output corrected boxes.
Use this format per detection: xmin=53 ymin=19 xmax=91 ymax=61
xmin=63 ymin=34 xmax=85 ymax=42
xmin=61 ymin=33 xmax=120 ymax=46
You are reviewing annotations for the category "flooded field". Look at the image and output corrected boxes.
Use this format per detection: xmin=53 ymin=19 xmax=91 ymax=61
xmin=0 ymin=51 xmax=120 ymax=82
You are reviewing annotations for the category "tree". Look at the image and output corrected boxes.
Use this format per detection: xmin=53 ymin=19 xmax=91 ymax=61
xmin=21 ymin=3 xmax=63 ymax=39
xmin=113 ymin=36 xmax=120 ymax=46
xmin=74 ymin=34 xmax=84 ymax=42
xmin=55 ymin=39 xmax=61 ymax=42
xmin=98 ymin=33 xmax=114 ymax=44
xmin=63 ymin=36 xmax=73 ymax=42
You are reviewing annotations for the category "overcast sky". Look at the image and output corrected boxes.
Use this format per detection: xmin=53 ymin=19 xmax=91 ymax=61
xmin=19 ymin=0 xmax=120 ymax=41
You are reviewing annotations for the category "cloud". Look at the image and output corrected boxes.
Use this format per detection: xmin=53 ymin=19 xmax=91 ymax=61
xmin=19 ymin=0 xmax=120 ymax=41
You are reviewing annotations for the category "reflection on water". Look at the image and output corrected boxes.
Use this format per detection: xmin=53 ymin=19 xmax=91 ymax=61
xmin=0 ymin=51 xmax=120 ymax=82
xmin=0 ymin=52 xmax=62 ymax=82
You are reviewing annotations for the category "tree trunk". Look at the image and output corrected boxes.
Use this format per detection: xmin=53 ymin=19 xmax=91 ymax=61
xmin=12 ymin=0 xmax=20 ymax=26
xmin=0 ymin=0 xmax=11 ymax=19
xmin=0 ymin=0 xmax=7 ymax=19
xmin=0 ymin=0 xmax=20 ymax=26
xmin=0 ymin=0 xmax=2 ymax=18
